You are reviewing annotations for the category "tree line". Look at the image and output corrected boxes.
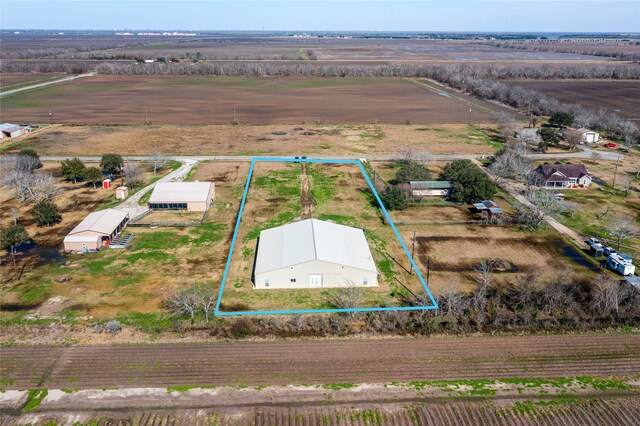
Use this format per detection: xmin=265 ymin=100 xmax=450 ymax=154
xmin=485 ymin=40 xmax=640 ymax=62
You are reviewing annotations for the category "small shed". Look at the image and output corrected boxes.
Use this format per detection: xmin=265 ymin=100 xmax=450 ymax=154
xmin=102 ymin=179 xmax=112 ymax=189
xmin=473 ymin=200 xmax=503 ymax=216
xmin=63 ymin=209 xmax=129 ymax=252
xmin=410 ymin=181 xmax=452 ymax=198
xmin=0 ymin=123 xmax=27 ymax=139
xmin=115 ymin=186 xmax=129 ymax=200
xmin=148 ymin=181 xmax=215 ymax=212
xmin=578 ymin=128 xmax=600 ymax=144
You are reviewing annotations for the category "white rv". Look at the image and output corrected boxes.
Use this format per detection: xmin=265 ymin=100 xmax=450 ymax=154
xmin=606 ymin=253 xmax=635 ymax=276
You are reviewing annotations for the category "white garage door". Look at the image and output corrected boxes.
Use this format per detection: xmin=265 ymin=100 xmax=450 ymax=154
xmin=309 ymin=274 xmax=323 ymax=287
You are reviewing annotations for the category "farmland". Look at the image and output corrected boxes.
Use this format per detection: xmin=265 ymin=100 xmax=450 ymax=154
xmin=1 ymin=122 xmax=501 ymax=156
xmin=502 ymin=80 xmax=640 ymax=119
xmin=0 ymin=75 xmax=510 ymax=125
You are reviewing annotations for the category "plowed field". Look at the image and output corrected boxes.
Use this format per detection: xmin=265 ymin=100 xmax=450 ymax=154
xmin=2 ymin=333 xmax=638 ymax=390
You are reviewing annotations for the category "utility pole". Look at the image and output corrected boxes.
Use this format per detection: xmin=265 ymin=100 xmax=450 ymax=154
xmin=468 ymin=107 xmax=472 ymax=126
xmin=410 ymin=231 xmax=416 ymax=275
xmin=233 ymin=105 xmax=237 ymax=124
xmin=612 ymin=157 xmax=620 ymax=189
xmin=144 ymin=105 xmax=149 ymax=125
xmin=49 ymin=110 xmax=53 ymax=124
xmin=426 ymin=255 xmax=431 ymax=284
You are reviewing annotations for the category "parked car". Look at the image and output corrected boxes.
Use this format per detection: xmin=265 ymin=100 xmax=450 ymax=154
xmin=604 ymin=143 xmax=618 ymax=148
xmin=603 ymin=246 xmax=617 ymax=257
xmin=587 ymin=237 xmax=602 ymax=247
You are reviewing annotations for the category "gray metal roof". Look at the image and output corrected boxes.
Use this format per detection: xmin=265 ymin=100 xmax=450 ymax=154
xmin=149 ymin=182 xmax=213 ymax=203
xmin=0 ymin=123 xmax=24 ymax=133
xmin=67 ymin=209 xmax=128 ymax=236
xmin=410 ymin=181 xmax=452 ymax=189
xmin=254 ymin=219 xmax=377 ymax=274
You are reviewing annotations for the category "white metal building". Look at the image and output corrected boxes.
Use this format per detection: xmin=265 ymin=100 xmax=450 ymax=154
xmin=0 ymin=123 xmax=27 ymax=139
xmin=253 ymin=219 xmax=378 ymax=289
xmin=578 ymin=128 xmax=600 ymax=144
xmin=148 ymin=182 xmax=215 ymax=212
xmin=63 ymin=209 xmax=129 ymax=252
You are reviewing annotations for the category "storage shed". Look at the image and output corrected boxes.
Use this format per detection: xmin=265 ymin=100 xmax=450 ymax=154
xmin=578 ymin=128 xmax=600 ymax=144
xmin=63 ymin=209 xmax=129 ymax=252
xmin=148 ymin=182 xmax=215 ymax=212
xmin=0 ymin=123 xmax=27 ymax=139
xmin=410 ymin=181 xmax=452 ymax=198
xmin=115 ymin=186 xmax=129 ymax=200
xmin=254 ymin=219 xmax=378 ymax=289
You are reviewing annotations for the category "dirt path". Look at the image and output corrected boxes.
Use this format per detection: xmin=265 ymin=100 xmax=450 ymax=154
xmin=0 ymin=72 xmax=95 ymax=97
xmin=300 ymin=162 xmax=315 ymax=218
xmin=1 ymin=333 xmax=638 ymax=390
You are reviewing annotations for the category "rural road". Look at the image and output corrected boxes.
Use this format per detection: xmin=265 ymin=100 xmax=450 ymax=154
xmin=114 ymin=159 xmax=198 ymax=218
xmin=1 ymin=333 xmax=638 ymax=390
xmin=0 ymin=72 xmax=95 ymax=97
xmin=39 ymin=146 xmax=624 ymax=163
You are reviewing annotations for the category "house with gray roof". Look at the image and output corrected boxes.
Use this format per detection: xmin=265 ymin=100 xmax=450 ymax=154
xmin=63 ymin=209 xmax=129 ymax=252
xmin=253 ymin=219 xmax=378 ymax=289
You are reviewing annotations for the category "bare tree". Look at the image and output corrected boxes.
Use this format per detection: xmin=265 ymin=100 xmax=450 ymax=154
xmin=516 ymin=190 xmax=565 ymax=230
xmin=165 ymin=283 xmax=199 ymax=320
xmin=9 ymin=207 xmax=20 ymax=226
xmin=563 ymin=129 xmax=583 ymax=150
xmin=621 ymin=175 xmax=632 ymax=197
xmin=437 ymin=281 xmax=466 ymax=318
xmin=488 ymin=149 xmax=532 ymax=183
xmin=474 ymin=260 xmax=493 ymax=288
xmin=3 ymin=170 xmax=57 ymax=204
xmin=123 ymin=163 xmax=145 ymax=188
xmin=590 ymin=150 xmax=602 ymax=164
xmin=149 ymin=152 xmax=169 ymax=176
xmin=328 ymin=282 xmax=364 ymax=317
xmin=607 ymin=218 xmax=639 ymax=251
xmin=591 ymin=273 xmax=628 ymax=318
xmin=198 ymin=285 xmax=217 ymax=322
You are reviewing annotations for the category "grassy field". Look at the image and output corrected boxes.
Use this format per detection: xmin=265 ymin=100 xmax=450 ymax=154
xmin=1 ymin=123 xmax=502 ymax=157
xmin=219 ymin=161 xmax=428 ymax=312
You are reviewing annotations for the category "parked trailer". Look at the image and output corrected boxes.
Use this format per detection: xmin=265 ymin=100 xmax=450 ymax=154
xmin=606 ymin=253 xmax=636 ymax=276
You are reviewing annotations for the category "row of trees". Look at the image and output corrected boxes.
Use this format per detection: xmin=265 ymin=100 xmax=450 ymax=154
xmin=159 ymin=267 xmax=639 ymax=338
xmin=486 ymin=40 xmax=640 ymax=62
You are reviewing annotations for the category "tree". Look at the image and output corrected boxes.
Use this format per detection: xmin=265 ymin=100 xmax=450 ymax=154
xmin=488 ymin=149 xmax=532 ymax=183
xmin=18 ymin=149 xmax=42 ymax=169
xmin=440 ymin=160 xmax=497 ymax=204
xmin=548 ymin=112 xmax=573 ymax=128
xmin=149 ymin=152 xmax=168 ymax=176
xmin=123 ymin=163 xmax=145 ymax=188
xmin=85 ymin=167 xmax=103 ymax=189
xmin=394 ymin=162 xmax=431 ymax=184
xmin=607 ymin=218 xmax=639 ymax=251
xmin=328 ymin=283 xmax=364 ymax=318
xmin=538 ymin=127 xmax=559 ymax=145
xmin=61 ymin=157 xmax=86 ymax=183
xmin=31 ymin=200 xmax=62 ymax=227
xmin=0 ymin=225 xmax=30 ymax=251
xmin=8 ymin=207 xmax=20 ymax=226
xmin=379 ymin=185 xmax=408 ymax=210
xmin=14 ymin=154 xmax=41 ymax=173
xmin=563 ymin=129 xmax=583 ymax=150
xmin=515 ymin=190 xmax=565 ymax=230
xmin=101 ymin=153 xmax=124 ymax=175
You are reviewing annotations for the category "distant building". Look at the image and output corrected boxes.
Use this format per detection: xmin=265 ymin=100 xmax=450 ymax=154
xmin=63 ymin=209 xmax=129 ymax=252
xmin=577 ymin=128 xmax=600 ymax=144
xmin=254 ymin=219 xmax=378 ymax=289
xmin=0 ymin=123 xmax=27 ymax=139
xmin=410 ymin=181 xmax=452 ymax=198
xmin=534 ymin=162 xmax=592 ymax=189
xmin=148 ymin=182 xmax=215 ymax=212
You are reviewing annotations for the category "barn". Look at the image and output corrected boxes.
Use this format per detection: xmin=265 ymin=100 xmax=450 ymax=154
xmin=0 ymin=123 xmax=27 ymax=139
xmin=63 ymin=209 xmax=129 ymax=252
xmin=253 ymin=219 xmax=378 ymax=289
xmin=148 ymin=182 xmax=215 ymax=212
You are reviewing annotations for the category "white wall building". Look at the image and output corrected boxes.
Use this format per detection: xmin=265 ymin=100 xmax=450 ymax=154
xmin=253 ymin=219 xmax=378 ymax=289
xmin=148 ymin=182 xmax=215 ymax=212
xmin=63 ymin=209 xmax=129 ymax=252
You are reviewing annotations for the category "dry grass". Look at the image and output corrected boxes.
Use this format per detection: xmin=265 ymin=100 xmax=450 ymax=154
xmin=3 ymin=123 xmax=501 ymax=157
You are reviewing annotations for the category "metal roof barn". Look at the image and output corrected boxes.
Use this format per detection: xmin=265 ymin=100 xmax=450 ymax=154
xmin=64 ymin=209 xmax=129 ymax=252
xmin=254 ymin=219 xmax=378 ymax=289
xmin=148 ymin=182 xmax=215 ymax=212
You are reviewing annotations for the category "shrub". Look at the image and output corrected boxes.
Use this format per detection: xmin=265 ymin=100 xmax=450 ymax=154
xmin=106 ymin=319 xmax=122 ymax=334
xmin=229 ymin=317 xmax=255 ymax=338
xmin=394 ymin=162 xmax=431 ymax=184
xmin=549 ymin=112 xmax=573 ymax=128
xmin=61 ymin=157 xmax=87 ymax=183
xmin=31 ymin=200 xmax=61 ymax=227
xmin=101 ymin=153 xmax=124 ymax=174
xmin=0 ymin=225 xmax=29 ymax=250
xmin=379 ymin=185 xmax=409 ymax=210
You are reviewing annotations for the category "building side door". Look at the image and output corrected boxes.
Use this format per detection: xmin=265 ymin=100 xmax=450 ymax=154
xmin=309 ymin=274 xmax=323 ymax=288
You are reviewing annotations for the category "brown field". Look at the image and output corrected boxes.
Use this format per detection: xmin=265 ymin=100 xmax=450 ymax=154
xmin=6 ymin=397 xmax=638 ymax=426
xmin=2 ymin=334 xmax=638 ymax=389
xmin=2 ymin=123 xmax=501 ymax=157
xmin=502 ymin=80 xmax=640 ymax=119
xmin=0 ymin=75 xmax=511 ymax=125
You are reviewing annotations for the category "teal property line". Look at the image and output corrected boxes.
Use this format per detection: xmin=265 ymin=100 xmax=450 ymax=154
xmin=214 ymin=157 xmax=438 ymax=316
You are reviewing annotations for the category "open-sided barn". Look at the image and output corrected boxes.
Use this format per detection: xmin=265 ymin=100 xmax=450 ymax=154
xmin=253 ymin=219 xmax=378 ymax=289
xmin=148 ymin=182 xmax=215 ymax=212
xmin=63 ymin=209 xmax=129 ymax=252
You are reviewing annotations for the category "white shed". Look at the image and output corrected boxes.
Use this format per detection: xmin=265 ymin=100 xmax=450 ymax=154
xmin=148 ymin=181 xmax=215 ymax=212
xmin=254 ymin=219 xmax=378 ymax=289
xmin=578 ymin=128 xmax=600 ymax=144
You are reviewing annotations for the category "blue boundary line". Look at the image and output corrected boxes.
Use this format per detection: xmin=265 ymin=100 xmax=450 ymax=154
xmin=214 ymin=157 xmax=438 ymax=316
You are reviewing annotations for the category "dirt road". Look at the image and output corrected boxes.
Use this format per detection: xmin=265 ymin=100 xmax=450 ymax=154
xmin=1 ymin=333 xmax=638 ymax=390
xmin=0 ymin=72 xmax=95 ymax=97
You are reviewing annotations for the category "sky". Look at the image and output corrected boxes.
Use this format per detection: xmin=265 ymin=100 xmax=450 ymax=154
xmin=1 ymin=0 xmax=638 ymax=33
